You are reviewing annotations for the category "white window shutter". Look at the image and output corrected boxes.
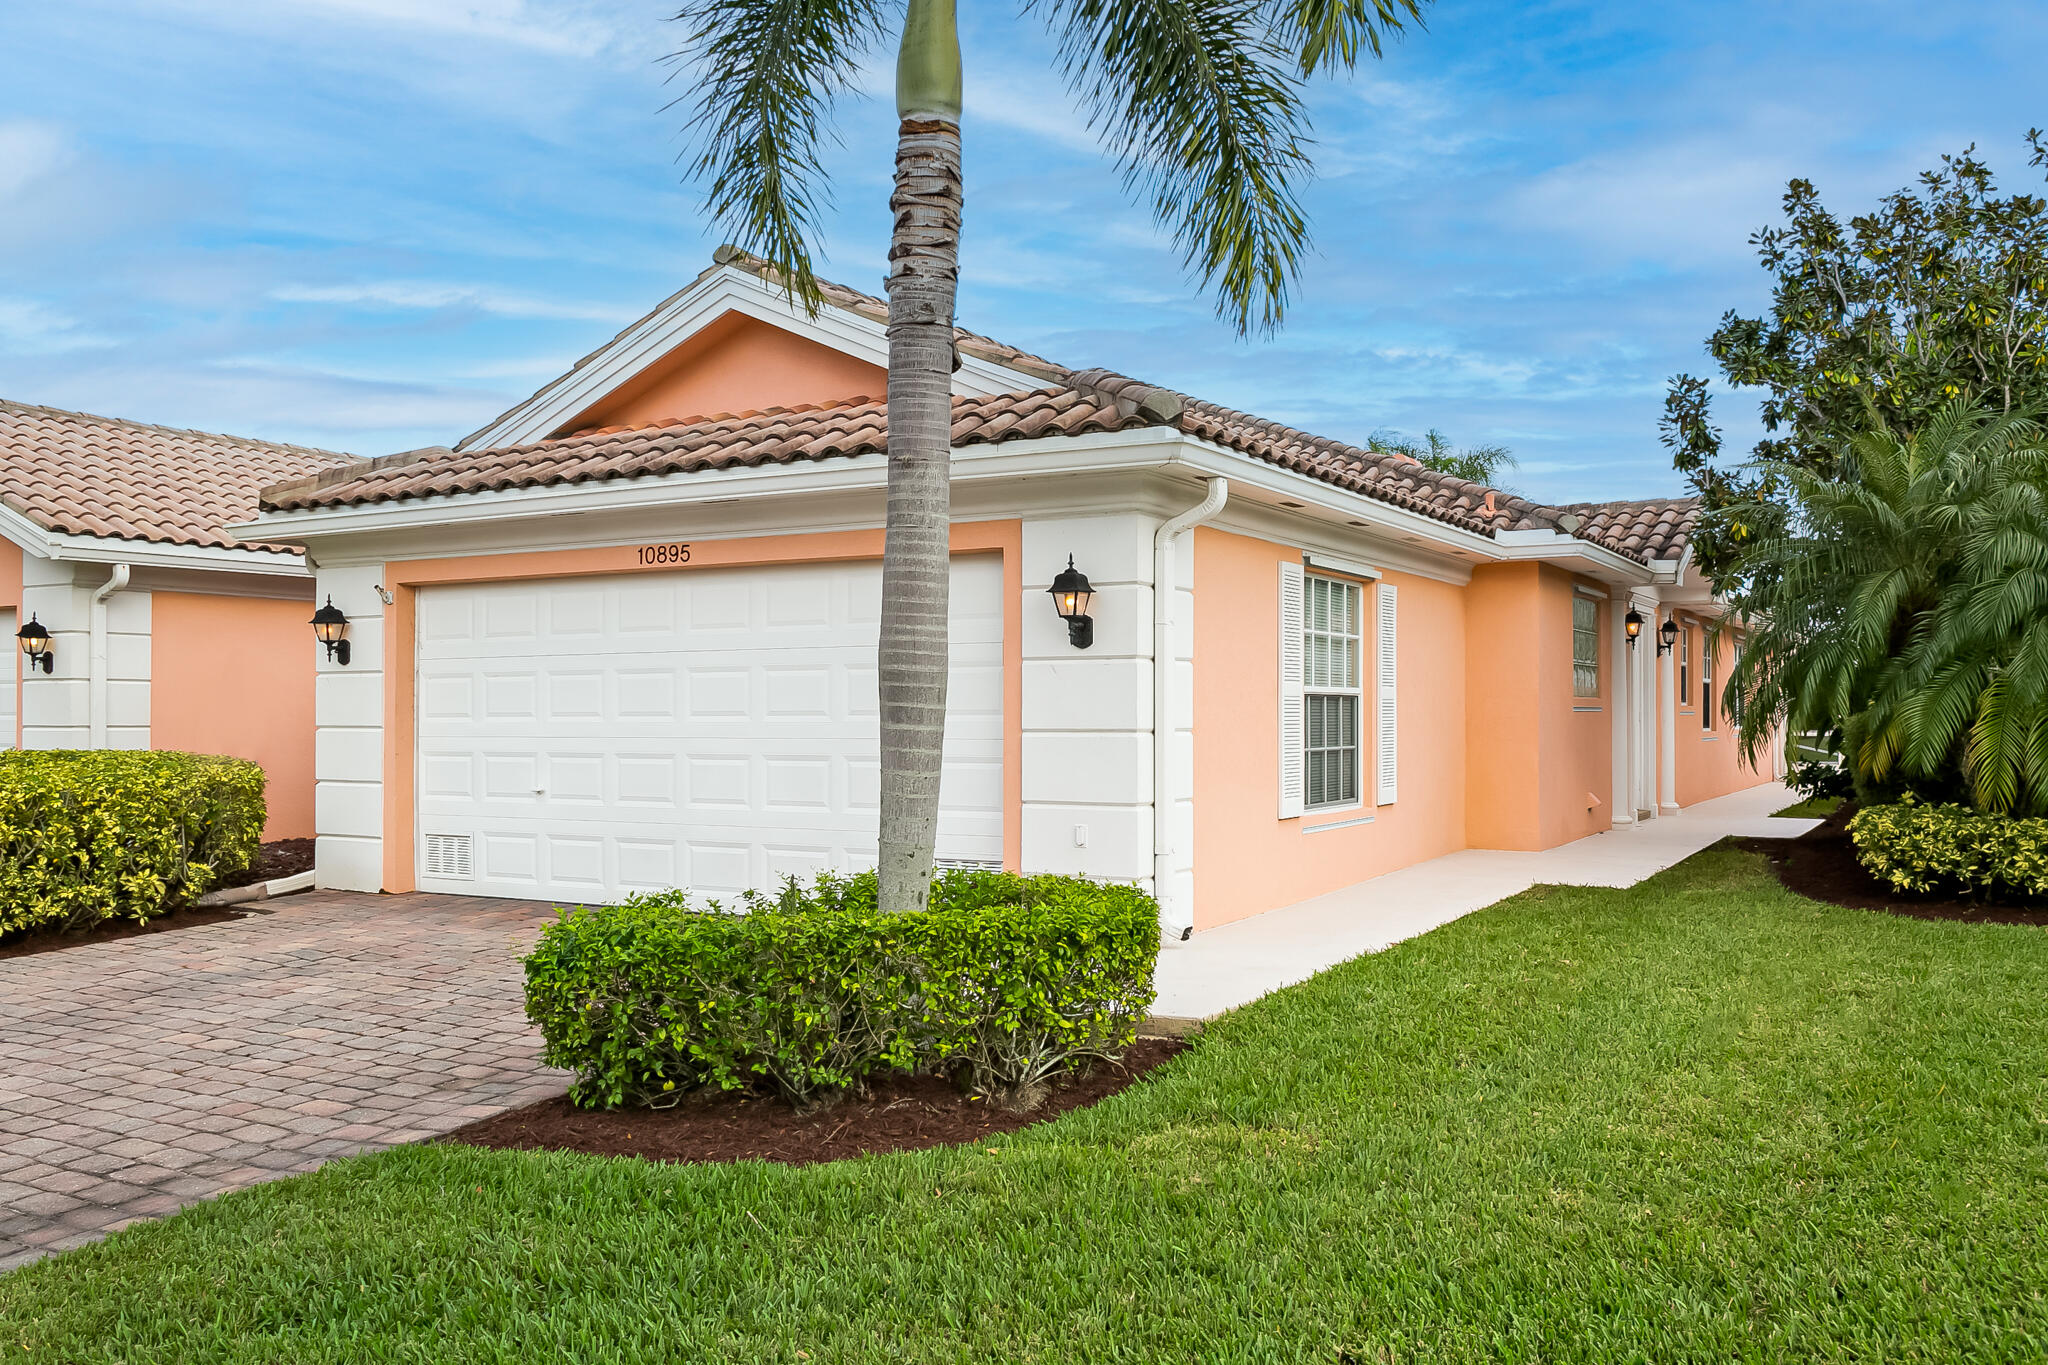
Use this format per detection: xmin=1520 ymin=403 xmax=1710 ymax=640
xmin=1375 ymin=582 xmax=1398 ymax=805
xmin=1278 ymin=561 xmax=1306 ymax=818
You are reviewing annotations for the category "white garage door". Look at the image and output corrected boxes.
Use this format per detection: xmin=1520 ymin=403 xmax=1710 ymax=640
xmin=414 ymin=556 xmax=1004 ymax=902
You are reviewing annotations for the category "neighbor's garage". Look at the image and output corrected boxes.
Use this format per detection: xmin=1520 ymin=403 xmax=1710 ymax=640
xmin=413 ymin=555 xmax=1004 ymax=902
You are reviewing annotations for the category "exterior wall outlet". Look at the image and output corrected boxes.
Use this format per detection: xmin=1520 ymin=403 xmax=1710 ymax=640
xmin=1073 ymin=824 xmax=1089 ymax=847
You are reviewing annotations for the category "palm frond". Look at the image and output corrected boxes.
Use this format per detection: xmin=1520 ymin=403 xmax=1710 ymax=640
xmin=1269 ymin=0 xmax=1426 ymax=75
xmin=1033 ymin=0 xmax=1314 ymax=335
xmin=667 ymin=0 xmax=890 ymax=311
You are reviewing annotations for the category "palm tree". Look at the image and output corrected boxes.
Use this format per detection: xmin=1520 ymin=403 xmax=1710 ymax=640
xmin=1371 ymin=427 xmax=1519 ymax=489
xmin=672 ymin=0 xmax=1427 ymax=909
xmin=1726 ymin=399 xmax=2048 ymax=812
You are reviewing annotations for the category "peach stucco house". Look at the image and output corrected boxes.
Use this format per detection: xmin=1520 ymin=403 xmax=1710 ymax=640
xmin=241 ymin=252 xmax=1775 ymax=933
xmin=0 ymin=401 xmax=350 ymax=840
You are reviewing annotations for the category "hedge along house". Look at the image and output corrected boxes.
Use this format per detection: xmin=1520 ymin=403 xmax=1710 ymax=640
xmin=243 ymin=252 xmax=1777 ymax=933
xmin=0 ymin=401 xmax=355 ymax=840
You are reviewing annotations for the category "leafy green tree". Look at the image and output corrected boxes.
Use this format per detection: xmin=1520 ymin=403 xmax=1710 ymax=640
xmin=670 ymin=0 xmax=1427 ymax=909
xmin=1665 ymin=134 xmax=2048 ymax=588
xmin=1370 ymin=427 xmax=1518 ymax=488
xmin=1726 ymin=400 xmax=2048 ymax=813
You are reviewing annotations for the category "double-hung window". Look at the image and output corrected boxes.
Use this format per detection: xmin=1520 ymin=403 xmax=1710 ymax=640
xmin=1678 ymin=625 xmax=1691 ymax=706
xmin=1701 ymin=633 xmax=1716 ymax=730
xmin=1303 ymin=575 xmax=1363 ymax=809
xmin=1571 ymin=595 xmax=1601 ymax=700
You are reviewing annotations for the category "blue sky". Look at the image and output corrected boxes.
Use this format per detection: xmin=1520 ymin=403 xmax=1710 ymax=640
xmin=2 ymin=0 xmax=2044 ymax=503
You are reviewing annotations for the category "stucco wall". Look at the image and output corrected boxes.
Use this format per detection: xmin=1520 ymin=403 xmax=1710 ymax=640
xmin=1190 ymin=527 xmax=1466 ymax=929
xmin=1465 ymin=563 xmax=1612 ymax=850
xmin=151 ymin=592 xmax=317 ymax=840
xmin=565 ymin=313 xmax=886 ymax=434
xmin=1673 ymin=618 xmax=1769 ymax=806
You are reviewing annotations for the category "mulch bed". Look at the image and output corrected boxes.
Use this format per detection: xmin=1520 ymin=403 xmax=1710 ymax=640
xmin=442 ymin=1038 xmax=1189 ymax=1167
xmin=1743 ymin=805 xmax=2048 ymax=926
xmin=0 ymin=838 xmax=316 ymax=962
xmin=218 ymin=837 xmax=316 ymax=890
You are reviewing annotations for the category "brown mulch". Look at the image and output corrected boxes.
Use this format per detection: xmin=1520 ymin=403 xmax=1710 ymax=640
xmin=0 ymin=838 xmax=315 ymax=961
xmin=217 ymin=837 xmax=316 ymax=890
xmin=442 ymin=1038 xmax=1189 ymax=1167
xmin=1742 ymin=805 xmax=2048 ymax=926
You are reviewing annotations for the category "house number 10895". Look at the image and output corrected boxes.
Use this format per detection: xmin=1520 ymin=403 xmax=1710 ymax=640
xmin=636 ymin=543 xmax=692 ymax=566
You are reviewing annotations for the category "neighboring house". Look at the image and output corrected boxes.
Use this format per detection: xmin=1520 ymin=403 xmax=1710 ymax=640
xmin=0 ymin=401 xmax=356 ymax=840
xmin=243 ymin=251 xmax=1776 ymax=932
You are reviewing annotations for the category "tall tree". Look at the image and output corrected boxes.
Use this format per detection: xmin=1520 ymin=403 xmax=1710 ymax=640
xmin=1664 ymin=133 xmax=2048 ymax=590
xmin=1724 ymin=400 xmax=2048 ymax=813
xmin=672 ymin=0 xmax=1426 ymax=910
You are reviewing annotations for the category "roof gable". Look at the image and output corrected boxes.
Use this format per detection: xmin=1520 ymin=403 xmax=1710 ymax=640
xmin=456 ymin=253 xmax=1062 ymax=451
xmin=559 ymin=311 xmax=884 ymax=437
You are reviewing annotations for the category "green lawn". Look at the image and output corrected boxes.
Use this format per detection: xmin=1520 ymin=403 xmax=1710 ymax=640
xmin=8 ymin=846 xmax=2048 ymax=1363
xmin=1774 ymin=794 xmax=1845 ymax=818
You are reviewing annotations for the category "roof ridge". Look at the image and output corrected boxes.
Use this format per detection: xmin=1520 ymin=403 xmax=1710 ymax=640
xmin=0 ymin=397 xmax=358 ymax=463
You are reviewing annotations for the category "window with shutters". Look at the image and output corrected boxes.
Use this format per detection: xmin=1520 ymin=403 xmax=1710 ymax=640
xmin=1571 ymin=595 xmax=1601 ymax=699
xmin=1303 ymin=575 xmax=1363 ymax=810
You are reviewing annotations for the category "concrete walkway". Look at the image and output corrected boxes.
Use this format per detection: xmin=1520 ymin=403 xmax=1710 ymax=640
xmin=1152 ymin=781 xmax=1817 ymax=1023
xmin=0 ymin=893 xmax=565 ymax=1271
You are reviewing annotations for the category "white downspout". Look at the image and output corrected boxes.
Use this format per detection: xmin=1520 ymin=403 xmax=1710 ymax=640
xmin=1153 ymin=477 xmax=1228 ymax=940
xmin=89 ymin=564 xmax=130 ymax=749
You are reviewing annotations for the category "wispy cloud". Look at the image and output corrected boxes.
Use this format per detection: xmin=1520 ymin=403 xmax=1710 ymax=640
xmin=269 ymin=281 xmax=640 ymax=323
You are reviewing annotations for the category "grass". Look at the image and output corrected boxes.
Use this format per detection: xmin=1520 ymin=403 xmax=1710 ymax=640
xmin=1774 ymin=794 xmax=1845 ymax=818
xmin=8 ymin=846 xmax=2048 ymax=1362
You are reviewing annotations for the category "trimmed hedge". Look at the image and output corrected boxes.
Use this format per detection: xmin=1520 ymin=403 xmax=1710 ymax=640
xmin=524 ymin=869 xmax=1161 ymax=1110
xmin=0 ymin=750 xmax=267 ymax=938
xmin=1848 ymin=797 xmax=2048 ymax=900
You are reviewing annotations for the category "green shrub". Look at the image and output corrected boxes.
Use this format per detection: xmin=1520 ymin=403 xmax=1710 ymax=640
xmin=1848 ymin=797 xmax=2048 ymax=900
xmin=524 ymin=869 xmax=1160 ymax=1110
xmin=0 ymin=750 xmax=267 ymax=938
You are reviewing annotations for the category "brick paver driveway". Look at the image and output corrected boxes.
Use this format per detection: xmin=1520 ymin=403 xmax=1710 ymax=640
xmin=0 ymin=892 xmax=569 ymax=1270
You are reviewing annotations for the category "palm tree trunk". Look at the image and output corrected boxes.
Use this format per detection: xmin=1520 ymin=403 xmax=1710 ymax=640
xmin=876 ymin=0 xmax=962 ymax=913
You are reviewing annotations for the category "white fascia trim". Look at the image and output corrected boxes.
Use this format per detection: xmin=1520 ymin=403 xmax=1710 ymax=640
xmin=240 ymin=425 xmax=1652 ymax=583
xmin=459 ymin=267 xmax=1050 ymax=451
xmin=0 ymin=503 xmax=309 ymax=576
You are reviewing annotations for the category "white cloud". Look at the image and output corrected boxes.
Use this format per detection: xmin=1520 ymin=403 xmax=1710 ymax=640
xmin=0 ymin=120 xmax=71 ymax=201
xmin=0 ymin=298 xmax=114 ymax=354
xmin=155 ymin=0 xmax=650 ymax=59
xmin=269 ymin=281 xmax=639 ymax=323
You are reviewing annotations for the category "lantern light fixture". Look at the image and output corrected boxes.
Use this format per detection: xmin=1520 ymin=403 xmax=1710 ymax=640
xmin=1624 ymin=607 xmax=1644 ymax=646
xmin=1047 ymin=555 xmax=1095 ymax=649
xmin=310 ymin=596 xmax=351 ymax=665
xmin=1658 ymin=617 xmax=1680 ymax=656
xmin=16 ymin=614 xmax=52 ymax=673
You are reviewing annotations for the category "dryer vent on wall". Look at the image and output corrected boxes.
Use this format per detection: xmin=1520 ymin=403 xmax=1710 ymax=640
xmin=423 ymin=833 xmax=474 ymax=880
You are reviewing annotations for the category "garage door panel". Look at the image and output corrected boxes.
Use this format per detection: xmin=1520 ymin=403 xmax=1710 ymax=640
xmin=418 ymin=556 xmax=1005 ymax=900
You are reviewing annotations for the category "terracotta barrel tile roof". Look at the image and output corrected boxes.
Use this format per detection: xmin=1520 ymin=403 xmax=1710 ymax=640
xmin=0 ymin=400 xmax=358 ymax=554
xmin=1558 ymin=497 xmax=1700 ymax=563
xmin=264 ymin=389 xmax=1147 ymax=513
xmin=302 ymin=250 xmax=1704 ymax=568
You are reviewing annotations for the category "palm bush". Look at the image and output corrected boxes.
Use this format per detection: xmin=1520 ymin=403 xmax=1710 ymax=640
xmin=1727 ymin=400 xmax=2048 ymax=812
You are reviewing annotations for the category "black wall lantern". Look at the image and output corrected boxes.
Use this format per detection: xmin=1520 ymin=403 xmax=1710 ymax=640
xmin=1625 ymin=608 xmax=1681 ymax=656
xmin=310 ymin=596 xmax=351 ymax=665
xmin=1047 ymin=555 xmax=1095 ymax=649
xmin=16 ymin=614 xmax=52 ymax=673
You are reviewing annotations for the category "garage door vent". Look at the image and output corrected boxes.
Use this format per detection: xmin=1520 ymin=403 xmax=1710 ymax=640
xmin=934 ymin=856 xmax=1004 ymax=874
xmin=423 ymin=833 xmax=474 ymax=880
